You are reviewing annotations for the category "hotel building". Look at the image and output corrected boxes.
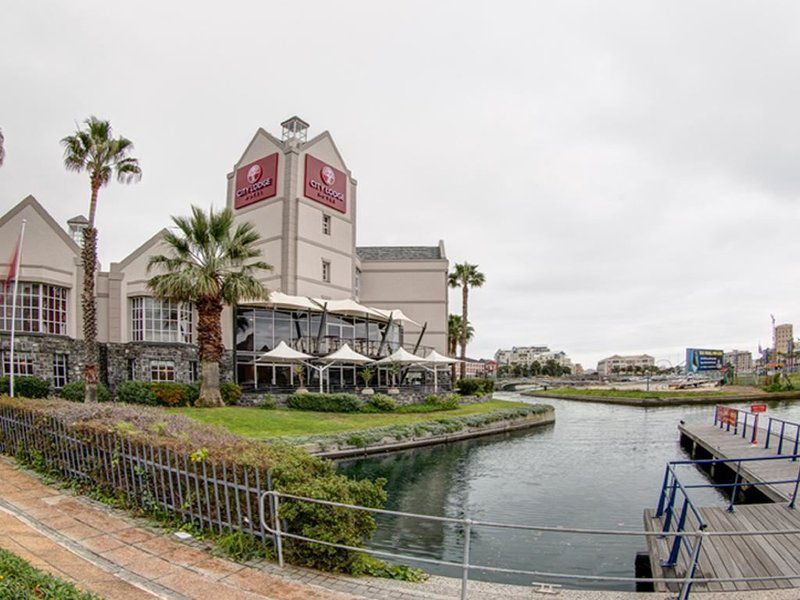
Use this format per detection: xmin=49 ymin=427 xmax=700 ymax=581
xmin=596 ymin=354 xmax=655 ymax=377
xmin=0 ymin=117 xmax=449 ymax=393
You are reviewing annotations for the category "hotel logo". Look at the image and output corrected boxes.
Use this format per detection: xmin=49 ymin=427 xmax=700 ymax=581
xmin=234 ymin=153 xmax=278 ymax=210
xmin=304 ymin=155 xmax=346 ymax=213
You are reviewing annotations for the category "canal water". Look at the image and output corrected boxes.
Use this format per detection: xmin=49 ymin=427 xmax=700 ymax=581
xmin=337 ymin=392 xmax=800 ymax=590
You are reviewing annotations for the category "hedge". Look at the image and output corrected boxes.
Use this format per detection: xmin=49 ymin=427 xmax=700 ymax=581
xmin=59 ymin=381 xmax=112 ymax=403
xmin=0 ymin=376 xmax=50 ymax=399
xmin=0 ymin=396 xmax=387 ymax=574
xmin=115 ymin=381 xmax=234 ymax=407
xmin=456 ymin=377 xmax=494 ymax=396
xmin=287 ymin=392 xmax=363 ymax=413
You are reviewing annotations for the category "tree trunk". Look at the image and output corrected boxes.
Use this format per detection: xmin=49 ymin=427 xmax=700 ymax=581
xmin=82 ymin=226 xmax=99 ymax=402
xmin=459 ymin=286 xmax=468 ymax=379
xmin=196 ymin=295 xmax=224 ymax=407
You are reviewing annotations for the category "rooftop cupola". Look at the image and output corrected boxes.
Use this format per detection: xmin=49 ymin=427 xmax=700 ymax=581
xmin=281 ymin=116 xmax=309 ymax=143
xmin=66 ymin=214 xmax=89 ymax=246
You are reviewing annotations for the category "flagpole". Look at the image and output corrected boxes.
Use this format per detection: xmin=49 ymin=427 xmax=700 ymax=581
xmin=9 ymin=219 xmax=27 ymax=398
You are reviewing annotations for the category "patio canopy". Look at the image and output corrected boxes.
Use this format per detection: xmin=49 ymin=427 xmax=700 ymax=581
xmin=313 ymin=298 xmax=387 ymax=320
xmin=240 ymin=291 xmax=322 ymax=312
xmin=373 ymin=308 xmax=421 ymax=327
xmin=319 ymin=343 xmax=374 ymax=364
xmin=255 ymin=341 xmax=314 ymax=363
xmin=424 ymin=350 xmax=461 ymax=364
xmin=375 ymin=347 xmax=428 ymax=365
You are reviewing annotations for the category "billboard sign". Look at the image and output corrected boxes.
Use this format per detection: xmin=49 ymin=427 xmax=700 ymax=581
xmin=304 ymin=154 xmax=346 ymax=213
xmin=686 ymin=348 xmax=724 ymax=372
xmin=234 ymin=153 xmax=279 ymax=209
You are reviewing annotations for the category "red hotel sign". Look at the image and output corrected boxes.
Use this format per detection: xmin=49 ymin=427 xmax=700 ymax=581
xmin=234 ymin=153 xmax=279 ymax=209
xmin=304 ymin=154 xmax=346 ymax=213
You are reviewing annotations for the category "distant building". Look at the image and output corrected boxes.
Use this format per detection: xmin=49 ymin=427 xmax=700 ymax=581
xmin=463 ymin=358 xmax=497 ymax=378
xmin=597 ymin=354 xmax=655 ymax=377
xmin=573 ymin=363 xmax=584 ymax=375
xmin=724 ymin=350 xmax=753 ymax=373
xmin=775 ymin=324 xmax=794 ymax=355
xmin=493 ymin=346 xmax=572 ymax=369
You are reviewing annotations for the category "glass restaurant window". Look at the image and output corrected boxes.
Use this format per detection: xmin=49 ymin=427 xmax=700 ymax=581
xmin=130 ymin=297 xmax=193 ymax=344
xmin=0 ymin=282 xmax=68 ymax=335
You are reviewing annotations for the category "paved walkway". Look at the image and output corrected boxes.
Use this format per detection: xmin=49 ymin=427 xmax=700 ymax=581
xmin=0 ymin=457 xmax=356 ymax=600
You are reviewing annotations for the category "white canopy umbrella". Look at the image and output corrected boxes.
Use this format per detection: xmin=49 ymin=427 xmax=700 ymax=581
xmin=373 ymin=308 xmax=421 ymax=327
xmin=255 ymin=341 xmax=314 ymax=363
xmin=424 ymin=350 xmax=461 ymax=393
xmin=312 ymin=298 xmax=387 ymax=320
xmin=314 ymin=343 xmax=375 ymax=392
xmin=375 ymin=346 xmax=428 ymax=365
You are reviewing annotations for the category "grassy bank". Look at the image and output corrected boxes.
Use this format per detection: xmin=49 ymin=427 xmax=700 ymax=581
xmin=527 ymin=387 xmax=736 ymax=399
xmin=170 ymin=400 xmax=531 ymax=438
xmin=0 ymin=547 xmax=100 ymax=599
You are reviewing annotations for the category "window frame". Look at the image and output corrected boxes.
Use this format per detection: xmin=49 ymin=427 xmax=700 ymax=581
xmin=130 ymin=297 xmax=194 ymax=344
xmin=322 ymin=214 xmax=331 ymax=235
xmin=322 ymin=260 xmax=331 ymax=283
xmin=149 ymin=359 xmax=176 ymax=382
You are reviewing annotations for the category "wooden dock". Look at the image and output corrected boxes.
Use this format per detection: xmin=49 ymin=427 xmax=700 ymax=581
xmin=643 ymin=420 xmax=800 ymax=593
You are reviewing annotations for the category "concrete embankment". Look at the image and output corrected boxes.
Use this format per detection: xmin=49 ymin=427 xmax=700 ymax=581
xmin=307 ymin=407 xmax=555 ymax=459
xmin=524 ymin=390 xmax=800 ymax=407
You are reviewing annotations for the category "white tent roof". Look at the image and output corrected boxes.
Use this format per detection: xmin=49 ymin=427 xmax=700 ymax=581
xmin=375 ymin=347 xmax=429 ymax=365
xmin=319 ymin=343 xmax=374 ymax=364
xmin=425 ymin=350 xmax=461 ymax=364
xmin=313 ymin=298 xmax=387 ymax=320
xmin=240 ymin=292 xmax=321 ymax=312
xmin=255 ymin=341 xmax=314 ymax=363
xmin=373 ymin=308 xmax=422 ymax=327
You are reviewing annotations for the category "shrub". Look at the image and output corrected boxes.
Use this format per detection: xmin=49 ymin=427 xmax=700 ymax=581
xmin=0 ymin=547 xmax=101 ymax=599
xmin=116 ymin=381 xmax=157 ymax=405
xmin=0 ymin=375 xmax=50 ymax=399
xmin=185 ymin=382 xmax=201 ymax=405
xmin=260 ymin=393 xmax=277 ymax=409
xmin=287 ymin=392 xmax=363 ymax=413
xmin=364 ymin=394 xmax=397 ymax=412
xmin=59 ymin=381 xmax=111 ymax=403
xmin=456 ymin=377 xmax=494 ymax=397
xmin=220 ymin=382 xmax=242 ymax=406
xmin=150 ymin=382 xmax=190 ymax=407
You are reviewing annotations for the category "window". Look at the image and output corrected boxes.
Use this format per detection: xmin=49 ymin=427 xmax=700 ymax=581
xmin=0 ymin=282 xmax=68 ymax=335
xmin=354 ymin=268 xmax=361 ymax=297
xmin=189 ymin=360 xmax=199 ymax=382
xmin=149 ymin=360 xmax=175 ymax=382
xmin=1 ymin=351 xmax=35 ymax=376
xmin=130 ymin=297 xmax=193 ymax=343
xmin=322 ymin=260 xmax=331 ymax=283
xmin=322 ymin=214 xmax=331 ymax=235
xmin=53 ymin=354 xmax=68 ymax=388
xmin=126 ymin=358 xmax=136 ymax=380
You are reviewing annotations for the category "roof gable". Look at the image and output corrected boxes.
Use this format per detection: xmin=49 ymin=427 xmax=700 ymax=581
xmin=0 ymin=195 xmax=81 ymax=255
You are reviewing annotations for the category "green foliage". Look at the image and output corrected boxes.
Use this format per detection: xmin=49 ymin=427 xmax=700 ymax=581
xmin=117 ymin=380 xmax=158 ymax=405
xmin=364 ymin=394 xmax=397 ymax=412
xmin=0 ymin=546 xmax=102 ymax=599
xmin=260 ymin=393 xmax=277 ymax=409
xmin=397 ymin=395 xmax=460 ymax=413
xmin=60 ymin=380 xmax=111 ymax=402
xmin=0 ymin=375 xmax=51 ymax=398
xmin=150 ymin=382 xmax=192 ymax=406
xmin=763 ymin=374 xmax=794 ymax=393
xmin=215 ymin=531 xmax=267 ymax=562
xmin=220 ymin=382 xmax=242 ymax=406
xmin=456 ymin=377 xmax=494 ymax=396
xmin=350 ymin=554 xmax=428 ymax=582
xmin=287 ymin=392 xmax=363 ymax=413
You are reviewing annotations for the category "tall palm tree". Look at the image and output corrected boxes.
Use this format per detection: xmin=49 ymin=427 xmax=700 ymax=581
xmin=61 ymin=117 xmax=141 ymax=402
xmin=447 ymin=314 xmax=474 ymax=382
xmin=448 ymin=263 xmax=485 ymax=379
xmin=147 ymin=206 xmax=271 ymax=407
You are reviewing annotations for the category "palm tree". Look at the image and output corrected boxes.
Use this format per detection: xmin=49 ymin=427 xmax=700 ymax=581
xmin=147 ymin=206 xmax=271 ymax=407
xmin=61 ymin=117 xmax=141 ymax=402
xmin=447 ymin=314 xmax=474 ymax=381
xmin=448 ymin=263 xmax=485 ymax=379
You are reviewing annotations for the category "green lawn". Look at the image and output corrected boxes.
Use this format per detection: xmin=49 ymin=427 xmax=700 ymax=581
xmin=531 ymin=387 xmax=735 ymax=399
xmin=170 ymin=400 xmax=529 ymax=439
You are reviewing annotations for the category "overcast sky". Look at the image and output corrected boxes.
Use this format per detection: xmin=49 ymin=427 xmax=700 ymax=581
xmin=2 ymin=1 xmax=799 ymax=369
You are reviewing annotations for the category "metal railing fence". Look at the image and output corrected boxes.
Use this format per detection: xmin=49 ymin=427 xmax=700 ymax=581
xmin=714 ymin=404 xmax=800 ymax=459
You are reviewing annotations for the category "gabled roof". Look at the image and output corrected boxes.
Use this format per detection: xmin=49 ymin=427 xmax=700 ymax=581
xmin=356 ymin=246 xmax=443 ymax=261
xmin=0 ymin=195 xmax=81 ymax=255
xmin=116 ymin=228 xmax=170 ymax=270
xmin=302 ymin=130 xmax=351 ymax=176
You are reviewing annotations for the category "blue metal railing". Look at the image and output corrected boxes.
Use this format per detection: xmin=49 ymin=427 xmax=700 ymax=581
xmin=713 ymin=404 xmax=800 ymax=460
xmin=655 ymin=453 xmax=800 ymax=597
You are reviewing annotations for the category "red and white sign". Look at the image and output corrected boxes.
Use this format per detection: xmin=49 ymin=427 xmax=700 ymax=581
xmin=234 ymin=153 xmax=279 ymax=209
xmin=304 ymin=155 xmax=346 ymax=213
xmin=750 ymin=404 xmax=768 ymax=413
xmin=717 ymin=406 xmax=738 ymax=427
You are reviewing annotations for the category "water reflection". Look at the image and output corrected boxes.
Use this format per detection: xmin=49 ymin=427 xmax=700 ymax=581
xmin=337 ymin=393 xmax=800 ymax=590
